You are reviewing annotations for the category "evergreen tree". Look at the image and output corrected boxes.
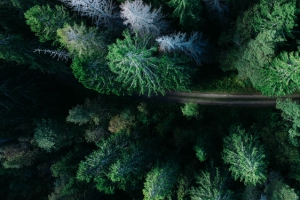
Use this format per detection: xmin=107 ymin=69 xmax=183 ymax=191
xmin=120 ymin=0 xmax=168 ymax=37
xmin=259 ymin=51 xmax=300 ymax=96
xmin=222 ymin=126 xmax=267 ymax=185
xmin=167 ymin=0 xmax=204 ymax=30
xmin=190 ymin=167 xmax=232 ymax=200
xmin=143 ymin=162 xmax=179 ymax=200
xmin=181 ymin=102 xmax=199 ymax=119
xmin=34 ymin=119 xmax=75 ymax=152
xmin=276 ymin=98 xmax=300 ymax=146
xmin=24 ymin=5 xmax=75 ymax=43
xmin=156 ymin=32 xmax=207 ymax=65
xmin=107 ymin=30 xmax=190 ymax=95
xmin=59 ymin=0 xmax=120 ymax=28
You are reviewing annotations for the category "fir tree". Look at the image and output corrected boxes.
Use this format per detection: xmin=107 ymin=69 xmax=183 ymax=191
xmin=190 ymin=167 xmax=232 ymax=200
xmin=143 ymin=162 xmax=179 ymax=200
xmin=222 ymin=126 xmax=268 ymax=185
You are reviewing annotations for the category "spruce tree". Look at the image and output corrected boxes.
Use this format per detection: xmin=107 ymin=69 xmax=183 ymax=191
xmin=222 ymin=126 xmax=267 ymax=185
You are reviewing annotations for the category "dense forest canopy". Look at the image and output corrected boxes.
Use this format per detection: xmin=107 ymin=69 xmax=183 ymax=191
xmin=1 ymin=0 xmax=300 ymax=199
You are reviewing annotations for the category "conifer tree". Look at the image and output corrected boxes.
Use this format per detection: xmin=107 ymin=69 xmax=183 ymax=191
xmin=24 ymin=5 xmax=75 ymax=43
xmin=143 ymin=162 xmax=179 ymax=200
xmin=107 ymin=30 xmax=190 ymax=96
xmin=276 ymin=98 xmax=300 ymax=146
xmin=120 ymin=0 xmax=168 ymax=37
xmin=34 ymin=119 xmax=75 ymax=152
xmin=167 ymin=0 xmax=204 ymax=29
xmin=222 ymin=126 xmax=267 ymax=185
xmin=59 ymin=0 xmax=120 ymax=28
xmin=190 ymin=167 xmax=232 ymax=200
xmin=259 ymin=52 xmax=300 ymax=96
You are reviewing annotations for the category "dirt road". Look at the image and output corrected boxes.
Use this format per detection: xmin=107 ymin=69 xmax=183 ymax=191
xmin=140 ymin=91 xmax=300 ymax=106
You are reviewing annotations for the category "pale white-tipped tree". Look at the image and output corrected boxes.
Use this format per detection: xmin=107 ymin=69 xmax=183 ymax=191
xmin=156 ymin=32 xmax=207 ymax=65
xmin=120 ymin=0 xmax=168 ymax=37
xmin=59 ymin=0 xmax=120 ymax=28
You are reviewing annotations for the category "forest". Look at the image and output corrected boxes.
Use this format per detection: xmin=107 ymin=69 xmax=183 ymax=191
xmin=1 ymin=0 xmax=300 ymax=199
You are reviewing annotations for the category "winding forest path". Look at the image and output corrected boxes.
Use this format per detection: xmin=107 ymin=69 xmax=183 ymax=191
xmin=139 ymin=91 xmax=300 ymax=106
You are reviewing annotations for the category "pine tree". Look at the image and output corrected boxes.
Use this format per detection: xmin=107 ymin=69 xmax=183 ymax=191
xmin=156 ymin=32 xmax=207 ymax=65
xmin=167 ymin=0 xmax=204 ymax=30
xmin=34 ymin=119 xmax=75 ymax=152
xmin=190 ymin=167 xmax=232 ymax=200
xmin=59 ymin=0 xmax=120 ymax=28
xmin=259 ymin=52 xmax=300 ymax=96
xmin=107 ymin=30 xmax=190 ymax=96
xmin=222 ymin=126 xmax=267 ymax=185
xmin=24 ymin=5 xmax=75 ymax=43
xmin=57 ymin=23 xmax=106 ymax=58
xmin=143 ymin=162 xmax=179 ymax=200
xmin=120 ymin=0 xmax=168 ymax=37
xmin=276 ymin=98 xmax=300 ymax=146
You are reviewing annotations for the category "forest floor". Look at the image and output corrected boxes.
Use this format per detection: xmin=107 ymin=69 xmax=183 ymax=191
xmin=139 ymin=91 xmax=300 ymax=106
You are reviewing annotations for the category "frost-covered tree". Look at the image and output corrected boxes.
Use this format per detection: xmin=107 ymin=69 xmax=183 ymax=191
xmin=156 ymin=32 xmax=207 ymax=65
xmin=120 ymin=0 xmax=168 ymax=37
xmin=59 ymin=0 xmax=120 ymax=28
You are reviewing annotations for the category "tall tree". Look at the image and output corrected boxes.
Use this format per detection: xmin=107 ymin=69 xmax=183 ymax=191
xmin=190 ymin=167 xmax=232 ymax=200
xmin=59 ymin=0 xmax=120 ymax=28
xmin=120 ymin=0 xmax=168 ymax=37
xmin=107 ymin=30 xmax=190 ymax=95
xmin=143 ymin=162 xmax=179 ymax=200
xmin=222 ymin=126 xmax=268 ymax=185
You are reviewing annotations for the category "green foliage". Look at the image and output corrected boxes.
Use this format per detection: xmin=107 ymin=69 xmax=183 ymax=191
xmin=252 ymin=0 xmax=297 ymax=38
xmin=222 ymin=126 xmax=267 ymax=185
xmin=181 ymin=102 xmax=199 ymax=119
xmin=190 ymin=168 xmax=232 ymax=200
xmin=76 ymin=133 xmax=131 ymax=193
xmin=66 ymin=98 xmax=109 ymax=125
xmin=143 ymin=162 xmax=179 ymax=200
xmin=71 ymin=55 xmax=121 ymax=95
xmin=34 ymin=119 xmax=74 ymax=152
xmin=168 ymin=0 xmax=204 ymax=30
xmin=25 ymin=5 xmax=74 ymax=43
xmin=108 ymin=109 xmax=136 ymax=134
xmin=57 ymin=23 xmax=106 ymax=57
xmin=107 ymin=30 xmax=190 ymax=96
xmin=266 ymin=174 xmax=299 ymax=200
xmin=259 ymin=51 xmax=300 ymax=96
xmin=194 ymin=145 xmax=206 ymax=162
xmin=276 ymin=98 xmax=300 ymax=146
xmin=0 ymin=140 xmax=38 ymax=169
xmin=107 ymin=141 xmax=158 ymax=190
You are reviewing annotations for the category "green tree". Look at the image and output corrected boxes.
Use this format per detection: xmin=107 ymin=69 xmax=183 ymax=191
xmin=57 ymin=23 xmax=106 ymax=58
xmin=181 ymin=102 xmax=199 ymax=119
xmin=107 ymin=30 xmax=190 ymax=96
xmin=276 ymin=98 xmax=300 ymax=146
xmin=34 ymin=119 xmax=75 ymax=152
xmin=76 ymin=133 xmax=131 ymax=194
xmin=259 ymin=51 xmax=300 ymax=96
xmin=167 ymin=0 xmax=204 ymax=30
xmin=25 ymin=5 xmax=75 ymax=43
xmin=190 ymin=168 xmax=232 ymax=200
xmin=222 ymin=126 xmax=267 ymax=185
xmin=143 ymin=162 xmax=179 ymax=200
